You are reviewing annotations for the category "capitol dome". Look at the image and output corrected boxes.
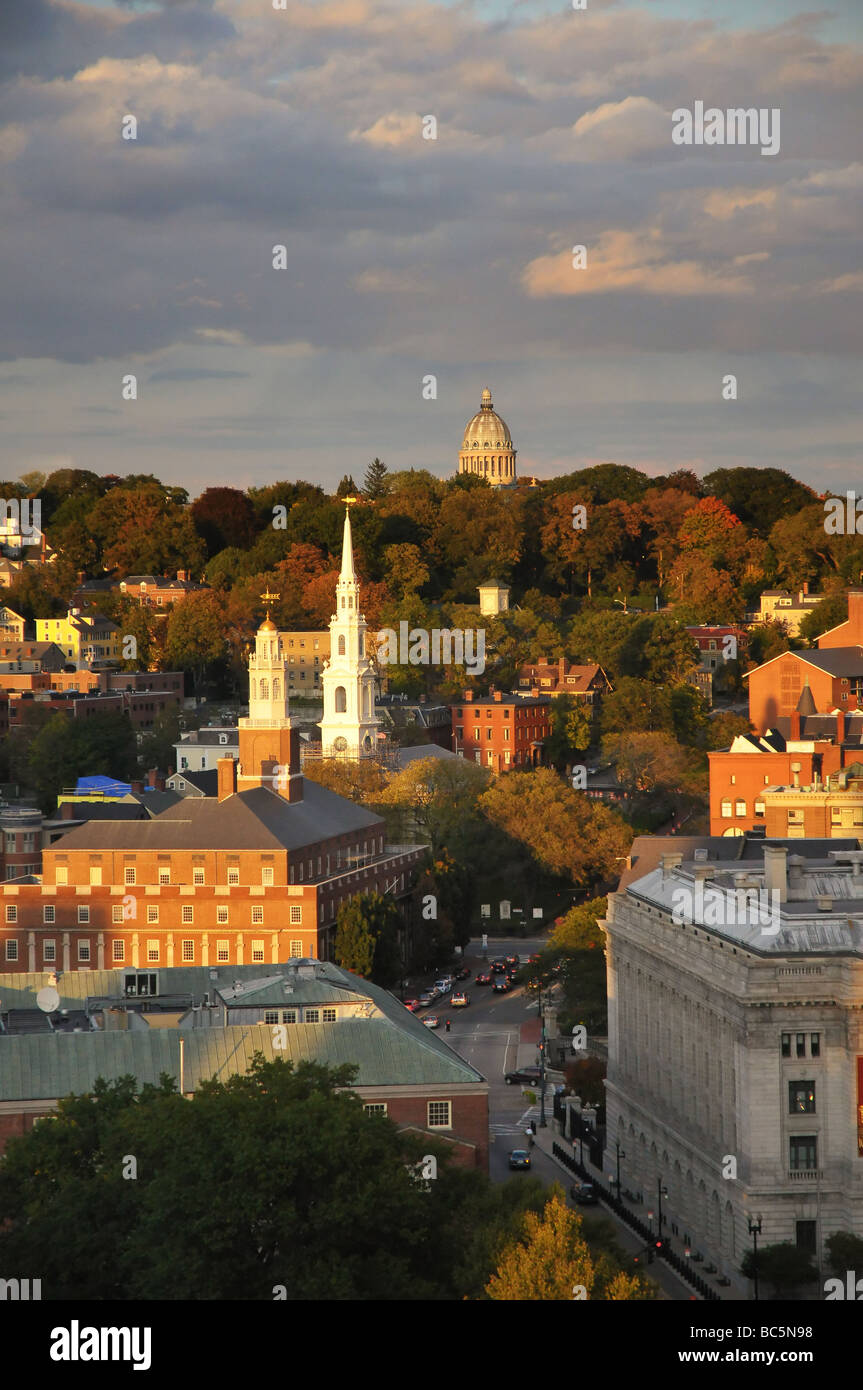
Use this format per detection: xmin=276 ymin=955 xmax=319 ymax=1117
xmin=458 ymin=387 xmax=517 ymax=486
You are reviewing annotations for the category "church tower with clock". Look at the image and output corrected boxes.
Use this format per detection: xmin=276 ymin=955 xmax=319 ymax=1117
xmin=319 ymin=500 xmax=380 ymax=758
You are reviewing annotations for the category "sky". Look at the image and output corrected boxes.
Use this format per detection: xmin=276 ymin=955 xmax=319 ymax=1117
xmin=0 ymin=0 xmax=860 ymax=499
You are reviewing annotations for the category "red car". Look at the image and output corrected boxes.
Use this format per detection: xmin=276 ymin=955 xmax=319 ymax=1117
xmin=475 ymin=972 xmax=492 ymax=985
xmin=403 ymin=999 xmax=420 ymax=1012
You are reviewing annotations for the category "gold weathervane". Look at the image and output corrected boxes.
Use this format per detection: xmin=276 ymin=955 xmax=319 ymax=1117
xmin=343 ymin=495 xmax=357 ymax=508
xmin=260 ymin=588 xmax=280 ymax=621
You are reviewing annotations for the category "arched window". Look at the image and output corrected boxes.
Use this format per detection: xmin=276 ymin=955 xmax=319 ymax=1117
xmin=260 ymin=679 xmax=269 ymax=700
xmin=338 ymin=635 xmax=346 ymax=656
xmin=348 ymin=596 xmax=353 ymax=609
xmin=335 ymin=686 xmax=347 ymax=713
xmin=272 ymin=679 xmax=280 ymax=700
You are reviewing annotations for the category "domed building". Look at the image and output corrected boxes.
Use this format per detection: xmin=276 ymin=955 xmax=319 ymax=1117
xmin=458 ymin=387 xmax=517 ymax=486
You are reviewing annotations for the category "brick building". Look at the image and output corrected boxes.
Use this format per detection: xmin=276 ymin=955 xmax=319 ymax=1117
xmin=0 ymin=612 xmax=422 ymax=973
xmin=746 ymin=591 xmax=863 ymax=734
xmin=514 ymin=657 xmax=612 ymax=703
xmin=0 ymin=960 xmax=488 ymax=1169
xmin=452 ymin=689 xmax=551 ymax=771
xmin=118 ymin=572 xmax=205 ymax=607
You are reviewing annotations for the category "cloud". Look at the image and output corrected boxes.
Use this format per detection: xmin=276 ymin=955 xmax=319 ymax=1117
xmin=147 ymin=367 xmax=249 ymax=382
xmin=521 ymin=229 xmax=755 ymax=298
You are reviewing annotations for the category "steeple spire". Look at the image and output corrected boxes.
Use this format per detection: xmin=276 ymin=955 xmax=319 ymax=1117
xmin=340 ymin=497 xmax=357 ymax=581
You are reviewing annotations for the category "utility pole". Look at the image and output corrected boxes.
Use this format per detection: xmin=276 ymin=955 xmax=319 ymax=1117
xmin=613 ymin=1141 xmax=625 ymax=1200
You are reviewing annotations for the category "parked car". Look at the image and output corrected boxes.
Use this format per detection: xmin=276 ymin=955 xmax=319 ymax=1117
xmin=450 ymin=992 xmax=470 ymax=1007
xmin=492 ymin=977 xmax=509 ymax=993
xmin=505 ymin=1065 xmax=542 ymax=1086
xmin=423 ymin=1015 xmax=440 ymax=1029
xmin=403 ymin=999 xmax=420 ymax=1012
xmin=417 ymin=993 xmax=435 ymax=1007
xmin=508 ymin=1149 xmax=531 ymax=1170
xmin=434 ymin=978 xmax=452 ymax=994
xmin=570 ymin=1182 xmax=598 ymax=1206
xmin=475 ymin=972 xmax=492 ymax=985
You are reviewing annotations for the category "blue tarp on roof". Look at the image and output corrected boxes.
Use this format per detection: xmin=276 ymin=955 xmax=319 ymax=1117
xmin=75 ymin=776 xmax=132 ymax=797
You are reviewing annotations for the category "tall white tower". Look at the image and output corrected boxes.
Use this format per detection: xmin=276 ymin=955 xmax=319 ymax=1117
xmin=320 ymin=501 xmax=379 ymax=758
xmin=237 ymin=589 xmax=303 ymax=800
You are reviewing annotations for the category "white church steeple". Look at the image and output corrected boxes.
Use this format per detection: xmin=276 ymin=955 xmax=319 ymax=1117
xmin=320 ymin=499 xmax=379 ymax=758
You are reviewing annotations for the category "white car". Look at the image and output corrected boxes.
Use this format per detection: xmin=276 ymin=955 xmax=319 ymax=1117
xmin=423 ymin=1015 xmax=440 ymax=1029
xmin=434 ymin=978 xmax=452 ymax=994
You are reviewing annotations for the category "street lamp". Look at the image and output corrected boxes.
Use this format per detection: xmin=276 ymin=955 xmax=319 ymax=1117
xmin=538 ymin=978 xmax=547 ymax=1128
xmin=612 ymin=1141 xmax=625 ymax=1201
xmin=657 ymin=1178 xmax=668 ymax=1242
xmin=748 ymin=1216 xmax=762 ymax=1301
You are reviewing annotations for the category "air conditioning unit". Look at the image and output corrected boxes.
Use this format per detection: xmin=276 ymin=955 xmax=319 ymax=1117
xmin=203 ymin=992 xmax=211 ymax=1007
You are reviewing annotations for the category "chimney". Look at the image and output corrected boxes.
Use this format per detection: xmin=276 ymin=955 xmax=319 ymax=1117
xmin=177 ymin=570 xmax=188 ymax=583
xmin=218 ymin=756 xmax=237 ymax=801
xmin=790 ymin=708 xmax=801 ymax=740
xmin=837 ymin=709 xmax=847 ymax=743
xmin=802 ymin=581 xmax=809 ymax=596
xmin=791 ymin=761 xmax=801 ymax=788
xmin=464 ymin=690 xmax=474 ymax=702
xmin=493 ymin=690 xmax=502 ymax=702
xmin=660 ymin=852 xmax=684 ymax=878
xmin=763 ymin=845 xmax=788 ymax=902
xmin=130 ymin=779 xmax=144 ymax=794
xmin=530 ymin=686 xmax=539 ymax=698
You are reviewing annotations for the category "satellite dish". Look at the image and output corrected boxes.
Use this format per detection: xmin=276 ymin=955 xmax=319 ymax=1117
xmin=37 ymin=986 xmax=60 ymax=1014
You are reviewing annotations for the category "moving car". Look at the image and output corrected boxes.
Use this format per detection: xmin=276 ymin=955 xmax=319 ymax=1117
xmin=504 ymin=1065 xmax=542 ymax=1086
xmin=491 ymin=959 xmax=507 ymax=974
xmin=434 ymin=978 xmax=452 ymax=994
xmin=570 ymin=1182 xmax=598 ymax=1206
xmin=423 ymin=1015 xmax=440 ymax=1029
xmin=455 ymin=966 xmax=471 ymax=980
xmin=403 ymin=999 xmax=420 ymax=1012
xmin=475 ymin=972 xmax=492 ymax=985
xmin=491 ymin=977 xmax=509 ymax=993
xmin=417 ymin=993 xmax=435 ymax=1008
xmin=450 ymin=992 xmax=470 ymax=1007
xmin=505 ymin=954 xmax=520 ymax=967
xmin=508 ymin=1149 xmax=531 ymax=1170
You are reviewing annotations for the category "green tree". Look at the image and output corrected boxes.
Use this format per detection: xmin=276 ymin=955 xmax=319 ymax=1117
xmin=165 ymin=590 xmax=232 ymax=691
xmin=825 ymin=1230 xmax=863 ymax=1276
xmin=27 ymin=711 xmax=138 ymax=811
xmin=336 ymin=475 xmax=359 ymax=498
xmin=798 ymin=591 xmax=848 ymax=645
xmin=740 ymin=1242 xmax=817 ymax=1297
xmin=335 ymin=891 xmax=403 ymax=987
xmin=545 ymin=695 xmax=593 ymax=771
xmin=363 ymin=457 xmax=391 ymax=501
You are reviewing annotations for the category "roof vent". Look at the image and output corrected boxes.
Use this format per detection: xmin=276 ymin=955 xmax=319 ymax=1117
xmin=816 ymin=897 xmax=833 ymax=911
xmin=693 ymin=848 xmax=708 ymax=862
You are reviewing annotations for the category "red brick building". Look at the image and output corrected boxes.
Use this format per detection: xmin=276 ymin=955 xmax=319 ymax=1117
xmin=746 ymin=591 xmax=863 ymax=734
xmin=515 ymin=657 xmax=612 ymax=703
xmin=452 ymin=688 xmax=551 ymax=771
xmin=0 ymin=615 xmax=422 ymax=973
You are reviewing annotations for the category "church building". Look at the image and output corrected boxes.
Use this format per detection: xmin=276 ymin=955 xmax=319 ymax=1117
xmin=319 ymin=501 xmax=380 ymax=758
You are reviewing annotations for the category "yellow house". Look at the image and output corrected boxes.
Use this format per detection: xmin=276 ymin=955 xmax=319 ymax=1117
xmin=35 ymin=608 xmax=121 ymax=667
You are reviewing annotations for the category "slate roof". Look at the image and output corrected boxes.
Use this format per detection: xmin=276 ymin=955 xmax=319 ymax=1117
xmin=168 ymin=769 xmax=218 ymax=795
xmin=48 ymin=782 xmax=383 ymax=852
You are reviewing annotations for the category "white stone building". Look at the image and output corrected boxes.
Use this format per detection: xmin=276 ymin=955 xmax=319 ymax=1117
xmin=604 ymin=836 xmax=863 ymax=1294
xmin=319 ymin=504 xmax=379 ymax=759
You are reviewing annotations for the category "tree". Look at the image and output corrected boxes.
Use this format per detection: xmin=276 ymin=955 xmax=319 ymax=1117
xmin=191 ymin=487 xmax=257 ymax=558
xmin=91 ymin=486 xmax=205 ymax=577
xmin=825 ymin=1230 xmax=863 ymax=1276
xmin=302 ymin=757 xmax=387 ymax=803
xmin=363 ymin=457 xmax=390 ymax=501
xmin=0 ymin=1057 xmax=512 ymax=1301
xmin=798 ymin=591 xmax=848 ymax=645
xmin=551 ymin=898 xmax=606 ymax=952
xmin=600 ymin=731 xmax=702 ymax=814
xmin=382 ymin=543 xmax=429 ymax=600
xmin=335 ymin=891 xmax=403 ymax=987
xmin=26 ymin=711 xmax=138 ymax=811
xmin=703 ymin=467 xmax=815 ymax=536
xmin=485 ymin=1189 xmax=654 ymax=1300
xmin=336 ymin=475 xmax=359 ymax=498
xmin=740 ymin=1242 xmax=817 ymax=1297
xmin=545 ymin=695 xmax=593 ymax=771
xmin=564 ymin=1057 xmax=606 ymax=1107
xmin=165 ymin=590 xmax=234 ymax=692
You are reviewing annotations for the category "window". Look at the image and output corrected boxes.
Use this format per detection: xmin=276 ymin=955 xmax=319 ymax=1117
xmin=781 ymin=1033 xmax=791 ymax=1058
xmin=147 ymin=906 xmax=159 ymax=924
xmin=721 ymin=800 xmax=732 ymax=819
xmin=182 ymin=940 xmax=194 ymax=962
xmin=789 ymin=1081 xmax=815 ymax=1114
xmin=43 ymin=940 xmax=56 ymax=962
xmin=754 ymin=799 xmax=765 ymax=816
xmin=735 ymin=800 xmax=746 ymax=817
xmin=364 ymin=1103 xmax=388 ymax=1116
xmin=43 ymin=904 xmax=55 ymax=924
xmin=282 ymin=1009 xmax=297 ymax=1023
xmin=147 ymin=940 xmax=159 ymax=963
xmin=78 ymin=941 xmax=91 ymax=962
xmin=124 ymin=867 xmax=136 ymax=885
xmin=290 ymin=939 xmax=302 ymax=957
xmin=89 ymin=866 xmax=102 ymax=885
xmin=217 ymin=906 xmax=228 ymax=925
xmin=265 ymin=1010 xmax=279 ymax=1024
xmin=111 ymin=905 xmax=123 ymax=924
xmin=56 ymin=866 xmax=68 ymax=885
xmin=504 ymin=727 xmax=510 ymax=741
xmin=5 ymin=939 xmax=18 ymax=961
xmin=182 ymin=905 xmax=194 ymax=924
xmin=217 ymin=941 xmax=229 ymax=962
xmin=159 ymin=869 xmax=170 ymax=885
xmin=322 ymin=1008 xmax=336 ymax=1022
xmin=193 ymin=868 xmax=205 ymax=886
xmin=428 ymin=1101 xmax=451 ymax=1129
xmin=77 ymin=906 xmax=89 ymax=924
xmin=810 ymin=1033 xmax=820 ymax=1057
xmin=252 ymin=941 xmax=265 ymax=963
xmin=305 ymin=1009 xmax=320 ymax=1023
xmin=227 ymin=868 xmax=239 ymax=885
xmin=5 ymin=904 xmax=16 ymax=923
xmin=290 ymin=905 xmax=302 ymax=924
xmin=261 ymin=866 xmax=274 ymax=886
xmin=486 ymin=727 xmax=493 ymax=741
xmin=796 ymin=1033 xmax=806 ymax=1058
xmin=113 ymin=940 xmax=125 ymax=962
xmin=796 ymin=1220 xmax=817 ymax=1253
xmin=251 ymin=905 xmax=264 ymax=924
xmin=789 ymin=1135 xmax=817 ymax=1171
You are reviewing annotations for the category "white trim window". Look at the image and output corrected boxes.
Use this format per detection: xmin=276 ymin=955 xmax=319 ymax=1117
xmin=427 ymin=1101 xmax=451 ymax=1129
